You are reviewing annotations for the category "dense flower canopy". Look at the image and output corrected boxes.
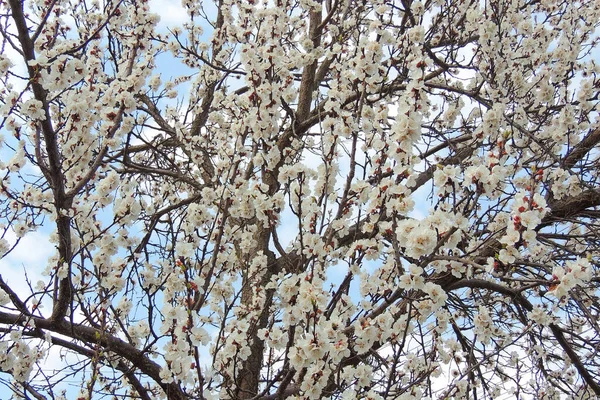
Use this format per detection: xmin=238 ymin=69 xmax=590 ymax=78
xmin=1 ymin=0 xmax=600 ymax=399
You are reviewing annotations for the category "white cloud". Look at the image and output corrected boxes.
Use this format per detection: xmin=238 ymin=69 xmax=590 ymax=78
xmin=150 ymin=0 xmax=188 ymax=29
xmin=0 ymin=229 xmax=55 ymax=304
xmin=1 ymin=230 xmax=54 ymax=268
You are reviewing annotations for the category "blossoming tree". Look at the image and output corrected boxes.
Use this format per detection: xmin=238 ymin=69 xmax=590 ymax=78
xmin=1 ymin=0 xmax=600 ymax=398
